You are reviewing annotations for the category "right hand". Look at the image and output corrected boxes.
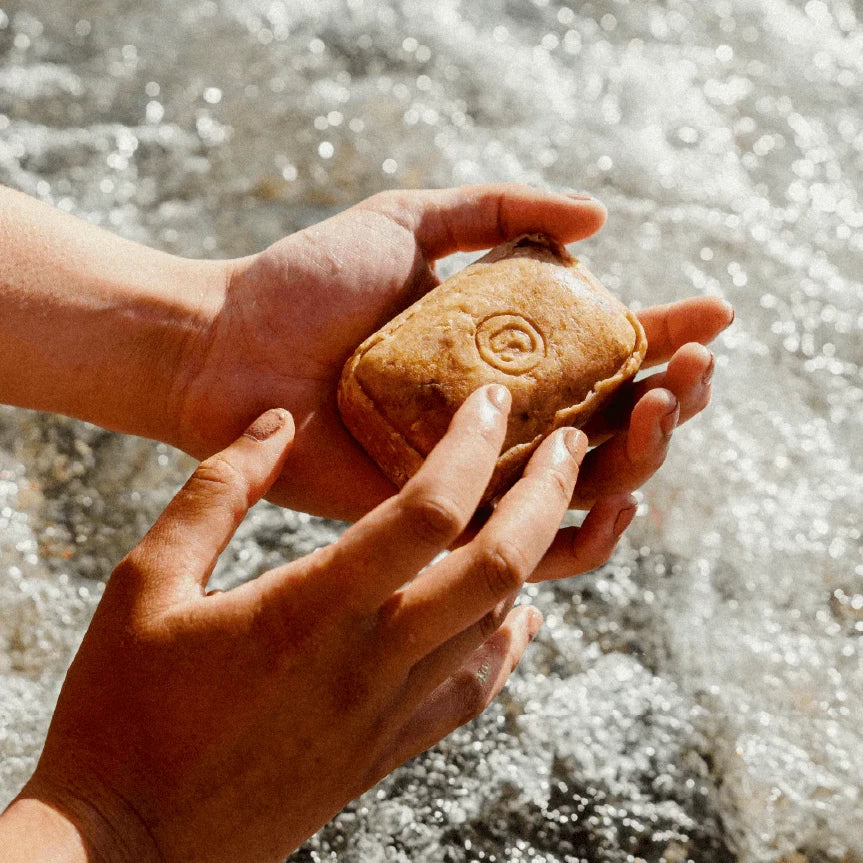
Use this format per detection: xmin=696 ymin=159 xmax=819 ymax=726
xmin=19 ymin=385 xmax=618 ymax=863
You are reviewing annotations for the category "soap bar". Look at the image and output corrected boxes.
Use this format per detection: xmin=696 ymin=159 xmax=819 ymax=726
xmin=337 ymin=233 xmax=647 ymax=505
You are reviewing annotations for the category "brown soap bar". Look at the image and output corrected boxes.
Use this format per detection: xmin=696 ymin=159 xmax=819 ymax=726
xmin=337 ymin=233 xmax=647 ymax=505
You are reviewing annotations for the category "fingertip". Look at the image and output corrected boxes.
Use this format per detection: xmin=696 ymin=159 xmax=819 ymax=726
xmin=483 ymin=383 xmax=511 ymax=414
xmin=627 ymin=388 xmax=677 ymax=459
xmin=582 ymin=492 xmax=636 ymax=540
xmin=613 ymin=495 xmax=638 ymax=537
xmin=702 ymin=352 xmax=716 ymax=387
xmin=242 ymin=408 xmax=294 ymax=443
xmin=652 ymin=386 xmax=679 ymax=417
xmin=571 ymin=428 xmax=589 ymax=460
xmin=238 ymin=408 xmax=295 ymax=479
xmin=562 ymin=188 xmax=607 ymax=206
xmin=556 ymin=190 xmax=607 ymax=238
xmin=553 ymin=427 xmax=588 ymax=467
xmin=524 ymin=605 xmax=543 ymax=640
xmin=660 ymin=395 xmax=681 ymax=437
xmin=464 ymin=383 xmax=511 ymax=435
xmin=699 ymin=297 xmax=735 ymax=341
xmin=563 ymin=189 xmax=608 ymax=226
xmin=215 ymin=408 xmax=296 ymax=503
xmin=565 ymin=192 xmax=595 ymax=201
xmin=633 ymin=386 xmax=678 ymax=424
xmin=407 ymin=184 xmax=609 ymax=258
xmin=673 ymin=340 xmax=713 ymax=364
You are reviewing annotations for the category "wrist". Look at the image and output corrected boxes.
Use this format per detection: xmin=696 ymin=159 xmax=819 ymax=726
xmin=0 ymin=185 xmax=228 ymax=447
xmin=0 ymin=790 xmax=160 ymax=863
xmin=0 ymin=796 xmax=88 ymax=863
xmin=120 ymin=253 xmax=229 ymax=450
xmin=168 ymin=252 xmax=256 ymax=460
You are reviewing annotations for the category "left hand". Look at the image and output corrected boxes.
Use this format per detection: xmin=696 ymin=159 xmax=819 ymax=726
xmin=172 ymin=184 xmax=733 ymax=521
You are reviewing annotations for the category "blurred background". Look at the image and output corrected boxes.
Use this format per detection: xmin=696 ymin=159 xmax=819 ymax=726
xmin=0 ymin=1 xmax=861 ymax=860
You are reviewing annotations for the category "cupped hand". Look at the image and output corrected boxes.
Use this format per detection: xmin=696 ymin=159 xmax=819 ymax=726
xmin=570 ymin=298 xmax=733 ymax=508
xmin=173 ymin=183 xmax=733 ymax=521
xmin=21 ymin=387 xmax=620 ymax=863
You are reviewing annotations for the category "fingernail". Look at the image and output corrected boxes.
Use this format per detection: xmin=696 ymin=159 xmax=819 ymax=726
xmin=702 ymin=354 xmax=716 ymax=387
xmin=722 ymin=300 xmax=735 ymax=326
xmin=566 ymin=428 xmax=588 ymax=457
xmin=660 ymin=398 xmax=680 ymax=437
xmin=486 ymin=383 xmax=509 ymax=408
xmin=566 ymin=190 xmax=596 ymax=201
xmin=554 ymin=428 xmax=586 ymax=464
xmin=613 ymin=501 xmax=637 ymax=537
xmin=479 ymin=384 xmax=510 ymax=424
xmin=243 ymin=408 xmax=288 ymax=441
xmin=526 ymin=608 xmax=543 ymax=641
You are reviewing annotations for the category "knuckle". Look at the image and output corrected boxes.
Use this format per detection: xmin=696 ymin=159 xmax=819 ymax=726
xmin=330 ymin=667 xmax=374 ymax=715
xmin=362 ymin=190 xmax=412 ymax=226
xmin=400 ymin=491 xmax=467 ymax=547
xmin=371 ymin=591 xmax=410 ymax=652
xmin=114 ymin=546 xmax=144 ymax=577
xmin=546 ymin=464 xmax=576 ymax=501
xmin=475 ymin=540 xmax=529 ymax=599
xmin=494 ymin=181 xmax=528 ymax=206
xmin=110 ymin=548 xmax=149 ymax=592
xmin=453 ymin=668 xmax=492 ymax=724
xmin=105 ymin=551 xmax=166 ymax=633
xmin=196 ymin=453 xmax=244 ymax=488
xmin=477 ymin=603 xmax=508 ymax=642
xmin=191 ymin=454 xmax=249 ymax=514
xmin=248 ymin=586 xmax=322 ymax=674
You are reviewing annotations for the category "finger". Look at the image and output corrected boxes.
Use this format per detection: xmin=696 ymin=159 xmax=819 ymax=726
xmin=633 ymin=343 xmax=714 ymax=427
xmin=638 ymin=297 xmax=734 ymax=368
xmin=393 ymin=589 xmax=520 ymax=715
xmin=583 ymin=342 xmax=714 ymax=443
xmin=378 ymin=427 xmax=585 ymax=665
xmin=265 ymin=404 xmax=399 ymax=523
xmin=529 ymin=494 xmax=636 ymax=582
xmin=570 ymin=389 xmax=678 ymax=510
xmin=287 ymin=384 xmax=511 ymax=612
xmin=368 ymin=605 xmax=541 ymax=784
xmin=120 ymin=409 xmax=294 ymax=596
xmin=369 ymin=183 xmax=607 ymax=260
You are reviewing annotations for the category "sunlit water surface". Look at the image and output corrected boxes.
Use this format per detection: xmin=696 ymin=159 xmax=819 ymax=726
xmin=1 ymin=1 xmax=861 ymax=860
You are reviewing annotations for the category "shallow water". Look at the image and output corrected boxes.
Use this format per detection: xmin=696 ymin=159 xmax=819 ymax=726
xmin=1 ymin=1 xmax=861 ymax=860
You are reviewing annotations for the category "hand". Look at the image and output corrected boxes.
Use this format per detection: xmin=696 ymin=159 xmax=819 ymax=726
xmin=172 ymin=184 xmax=733 ymax=522
xmin=570 ymin=298 xmax=733 ymax=508
xmin=12 ymin=387 xmax=609 ymax=863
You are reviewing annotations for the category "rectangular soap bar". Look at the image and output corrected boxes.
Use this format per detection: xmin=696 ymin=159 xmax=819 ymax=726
xmin=337 ymin=233 xmax=647 ymax=505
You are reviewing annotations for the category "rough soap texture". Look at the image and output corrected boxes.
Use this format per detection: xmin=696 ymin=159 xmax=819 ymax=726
xmin=338 ymin=233 xmax=647 ymax=504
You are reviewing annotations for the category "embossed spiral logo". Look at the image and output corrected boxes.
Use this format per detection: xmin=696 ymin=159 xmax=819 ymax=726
xmin=475 ymin=314 xmax=546 ymax=375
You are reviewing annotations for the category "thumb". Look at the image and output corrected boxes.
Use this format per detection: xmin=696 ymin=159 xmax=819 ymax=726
xmin=371 ymin=183 xmax=607 ymax=260
xmin=113 ymin=409 xmax=295 ymax=602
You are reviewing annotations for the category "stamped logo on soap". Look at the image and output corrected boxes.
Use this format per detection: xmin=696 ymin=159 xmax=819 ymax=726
xmin=475 ymin=313 xmax=546 ymax=375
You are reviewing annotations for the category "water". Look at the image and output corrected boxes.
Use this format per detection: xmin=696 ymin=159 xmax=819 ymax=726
xmin=1 ymin=0 xmax=861 ymax=860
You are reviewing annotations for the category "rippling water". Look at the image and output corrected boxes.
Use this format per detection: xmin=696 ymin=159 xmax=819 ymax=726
xmin=1 ymin=1 xmax=861 ymax=860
